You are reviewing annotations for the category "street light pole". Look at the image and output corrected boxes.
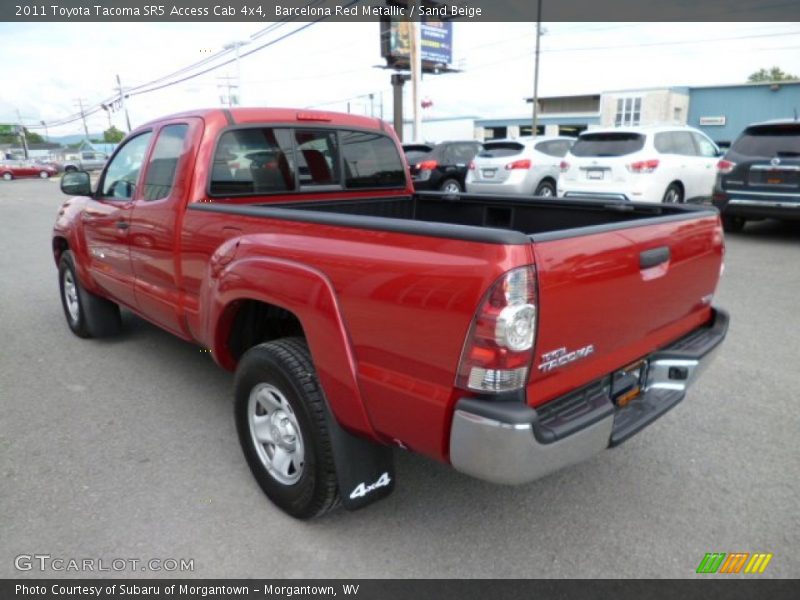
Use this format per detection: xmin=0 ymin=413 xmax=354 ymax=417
xmin=532 ymin=0 xmax=543 ymax=139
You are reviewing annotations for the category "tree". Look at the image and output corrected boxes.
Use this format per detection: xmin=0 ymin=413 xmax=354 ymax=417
xmin=103 ymin=126 xmax=125 ymax=143
xmin=747 ymin=67 xmax=799 ymax=83
xmin=0 ymin=128 xmax=44 ymax=145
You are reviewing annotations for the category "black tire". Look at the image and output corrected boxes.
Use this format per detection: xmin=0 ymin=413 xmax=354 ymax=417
xmin=234 ymin=337 xmax=340 ymax=519
xmin=64 ymin=165 xmax=78 ymax=173
xmin=662 ymin=183 xmax=684 ymax=204
xmin=721 ymin=215 xmax=746 ymax=233
xmin=58 ymin=250 xmax=122 ymax=338
xmin=534 ymin=179 xmax=556 ymax=198
xmin=439 ymin=178 xmax=462 ymax=194
xmin=2 ymin=172 xmax=13 ymax=181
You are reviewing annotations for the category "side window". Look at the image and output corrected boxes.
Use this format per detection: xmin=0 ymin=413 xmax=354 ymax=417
xmin=654 ymin=132 xmax=674 ymax=154
xmin=81 ymin=152 xmax=94 ymax=160
xmin=142 ymin=124 xmax=189 ymax=201
xmin=455 ymin=143 xmax=481 ymax=163
xmin=101 ymin=132 xmax=153 ymax=200
xmin=535 ymin=140 xmax=572 ymax=157
xmin=340 ymin=130 xmax=405 ymax=189
xmin=295 ymin=130 xmax=340 ymax=186
xmin=672 ymin=131 xmax=698 ymax=156
xmin=692 ymin=133 xmax=719 ymax=158
xmin=210 ymin=128 xmax=295 ymax=196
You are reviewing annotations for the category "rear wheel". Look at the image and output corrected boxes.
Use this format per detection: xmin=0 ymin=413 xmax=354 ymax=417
xmin=440 ymin=178 xmax=462 ymax=194
xmin=39 ymin=171 xmax=50 ymax=179
xmin=64 ymin=165 xmax=77 ymax=173
xmin=58 ymin=250 xmax=122 ymax=338
xmin=721 ymin=215 xmax=746 ymax=233
xmin=2 ymin=172 xmax=12 ymax=181
xmin=534 ymin=180 xmax=556 ymax=197
xmin=662 ymin=183 xmax=684 ymax=204
xmin=234 ymin=338 xmax=340 ymax=519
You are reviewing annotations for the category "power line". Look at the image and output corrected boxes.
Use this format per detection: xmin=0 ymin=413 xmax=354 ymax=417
xmin=127 ymin=1 xmax=361 ymax=99
xmin=458 ymin=29 xmax=800 ymax=73
xmin=25 ymin=0 xmax=334 ymax=131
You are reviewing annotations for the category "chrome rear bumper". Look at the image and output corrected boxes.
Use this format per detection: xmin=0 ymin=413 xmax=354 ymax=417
xmin=449 ymin=308 xmax=729 ymax=485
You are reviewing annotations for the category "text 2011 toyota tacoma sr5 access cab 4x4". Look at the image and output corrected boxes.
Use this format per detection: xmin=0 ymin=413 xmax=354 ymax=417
xmin=53 ymin=108 xmax=729 ymax=519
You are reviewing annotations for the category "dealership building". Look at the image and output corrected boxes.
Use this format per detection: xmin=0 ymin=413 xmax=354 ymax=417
xmin=472 ymin=80 xmax=800 ymax=145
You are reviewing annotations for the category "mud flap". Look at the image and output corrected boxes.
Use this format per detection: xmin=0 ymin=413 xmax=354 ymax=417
xmin=325 ymin=415 xmax=395 ymax=511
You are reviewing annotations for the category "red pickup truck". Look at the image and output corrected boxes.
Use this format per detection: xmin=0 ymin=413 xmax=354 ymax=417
xmin=53 ymin=108 xmax=728 ymax=519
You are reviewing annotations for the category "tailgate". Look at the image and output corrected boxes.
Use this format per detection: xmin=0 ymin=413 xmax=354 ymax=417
xmin=527 ymin=213 xmax=724 ymax=408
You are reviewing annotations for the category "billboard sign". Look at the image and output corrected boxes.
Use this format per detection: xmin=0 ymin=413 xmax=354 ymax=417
xmin=381 ymin=18 xmax=453 ymax=70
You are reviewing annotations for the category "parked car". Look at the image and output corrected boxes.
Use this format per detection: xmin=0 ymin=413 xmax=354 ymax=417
xmin=466 ymin=136 xmax=574 ymax=197
xmin=0 ymin=160 xmax=58 ymax=180
xmin=53 ymin=107 xmax=727 ymax=519
xmin=401 ymin=143 xmax=434 ymax=168
xmin=713 ymin=119 xmax=800 ymax=232
xmin=558 ymin=125 xmax=722 ymax=204
xmin=63 ymin=151 xmax=108 ymax=172
xmin=408 ymin=140 xmax=483 ymax=193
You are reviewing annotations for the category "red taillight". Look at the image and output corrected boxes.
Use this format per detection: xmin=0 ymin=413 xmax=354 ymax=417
xmin=468 ymin=160 xmax=476 ymax=170
xmin=717 ymin=159 xmax=736 ymax=174
xmin=627 ymin=159 xmax=660 ymax=173
xmin=418 ymin=159 xmax=438 ymax=171
xmin=559 ymin=160 xmax=570 ymax=173
xmin=456 ymin=266 xmax=538 ymax=393
xmin=505 ymin=159 xmax=531 ymax=170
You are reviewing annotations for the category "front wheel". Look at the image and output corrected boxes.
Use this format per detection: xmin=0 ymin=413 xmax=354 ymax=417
xmin=39 ymin=171 xmax=50 ymax=179
xmin=58 ymin=250 xmax=122 ymax=338
xmin=234 ymin=338 xmax=340 ymax=519
xmin=2 ymin=172 xmax=12 ymax=181
xmin=534 ymin=180 xmax=556 ymax=198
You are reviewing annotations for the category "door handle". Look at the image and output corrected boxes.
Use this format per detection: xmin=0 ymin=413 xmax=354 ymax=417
xmin=640 ymin=246 xmax=670 ymax=269
xmin=116 ymin=220 xmax=130 ymax=230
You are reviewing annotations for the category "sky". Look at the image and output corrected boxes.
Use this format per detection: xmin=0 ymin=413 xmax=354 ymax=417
xmin=1 ymin=21 xmax=799 ymax=138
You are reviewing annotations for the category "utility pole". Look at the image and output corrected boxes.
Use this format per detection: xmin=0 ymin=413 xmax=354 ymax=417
xmin=531 ymin=0 xmax=543 ymax=139
xmin=74 ymin=98 xmax=90 ymax=139
xmin=15 ymin=109 xmax=29 ymax=159
xmin=116 ymin=75 xmax=132 ymax=132
xmin=217 ymin=76 xmax=239 ymax=107
xmin=410 ymin=10 xmax=422 ymax=142
xmin=223 ymin=40 xmax=249 ymax=106
xmin=40 ymin=120 xmax=49 ymax=142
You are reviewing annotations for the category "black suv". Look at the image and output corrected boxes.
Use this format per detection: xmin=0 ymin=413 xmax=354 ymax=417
xmin=713 ymin=120 xmax=800 ymax=232
xmin=406 ymin=140 xmax=483 ymax=193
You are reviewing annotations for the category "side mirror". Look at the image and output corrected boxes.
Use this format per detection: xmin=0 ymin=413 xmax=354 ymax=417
xmin=61 ymin=170 xmax=92 ymax=196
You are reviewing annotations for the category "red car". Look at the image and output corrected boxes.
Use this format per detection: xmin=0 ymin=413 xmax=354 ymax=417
xmin=1 ymin=160 xmax=58 ymax=180
xmin=52 ymin=108 xmax=728 ymax=519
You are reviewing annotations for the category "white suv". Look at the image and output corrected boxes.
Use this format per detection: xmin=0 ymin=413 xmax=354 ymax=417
xmin=466 ymin=136 xmax=574 ymax=197
xmin=558 ymin=125 xmax=721 ymax=203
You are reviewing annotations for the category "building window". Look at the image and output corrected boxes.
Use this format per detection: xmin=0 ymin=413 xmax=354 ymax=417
xmin=615 ymin=97 xmax=642 ymax=127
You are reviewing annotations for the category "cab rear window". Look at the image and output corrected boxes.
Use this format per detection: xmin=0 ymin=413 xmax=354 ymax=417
xmin=730 ymin=124 xmax=800 ymax=158
xmin=210 ymin=127 xmax=405 ymax=196
xmin=570 ymin=133 xmax=645 ymax=157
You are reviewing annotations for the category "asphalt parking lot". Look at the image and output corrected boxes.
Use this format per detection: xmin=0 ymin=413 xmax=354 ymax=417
xmin=1 ymin=178 xmax=798 ymax=579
